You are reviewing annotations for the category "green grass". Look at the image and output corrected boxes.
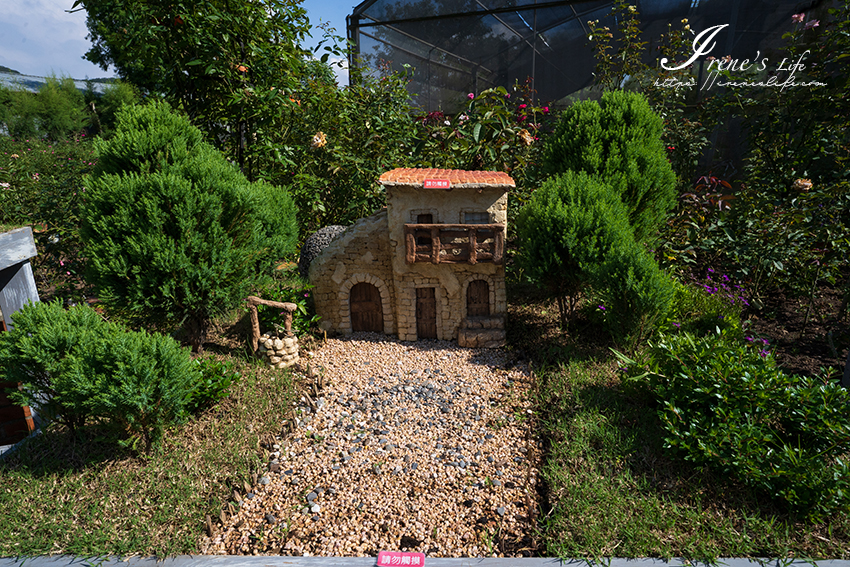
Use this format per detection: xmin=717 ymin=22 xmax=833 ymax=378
xmin=515 ymin=292 xmax=850 ymax=560
xmin=0 ymin=350 xmax=297 ymax=558
xmin=0 ymin=224 xmax=27 ymax=233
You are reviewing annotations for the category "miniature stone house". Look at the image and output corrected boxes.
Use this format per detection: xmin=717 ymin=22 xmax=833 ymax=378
xmin=308 ymin=168 xmax=511 ymax=347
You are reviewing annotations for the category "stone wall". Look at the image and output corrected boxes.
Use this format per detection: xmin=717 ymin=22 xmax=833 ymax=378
xmin=387 ymin=185 xmax=508 ymax=341
xmin=308 ymin=211 xmax=395 ymax=335
xmin=392 ymin=266 xmax=506 ymax=341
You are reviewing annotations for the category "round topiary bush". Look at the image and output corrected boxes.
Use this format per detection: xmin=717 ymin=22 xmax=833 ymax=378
xmin=516 ymin=170 xmax=635 ymax=329
xmin=542 ymin=91 xmax=677 ymax=243
xmin=517 ymin=169 xmax=674 ymax=341
xmin=81 ymin=102 xmax=298 ymax=352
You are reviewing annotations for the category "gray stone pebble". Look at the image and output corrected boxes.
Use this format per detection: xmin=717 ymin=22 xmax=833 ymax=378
xmin=213 ymin=337 xmax=538 ymax=558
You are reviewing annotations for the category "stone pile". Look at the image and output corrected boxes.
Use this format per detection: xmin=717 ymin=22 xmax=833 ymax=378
xmin=257 ymin=333 xmax=299 ymax=369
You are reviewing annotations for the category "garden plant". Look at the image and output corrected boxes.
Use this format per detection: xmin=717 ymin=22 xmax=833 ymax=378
xmin=81 ymin=101 xmax=298 ymax=353
xmin=0 ymin=0 xmax=849 ymax=559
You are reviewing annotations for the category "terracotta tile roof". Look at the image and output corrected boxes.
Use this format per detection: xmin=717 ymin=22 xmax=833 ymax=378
xmin=379 ymin=168 xmax=515 ymax=188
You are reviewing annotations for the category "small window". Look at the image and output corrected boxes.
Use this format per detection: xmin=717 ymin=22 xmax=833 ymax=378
xmin=464 ymin=212 xmax=490 ymax=224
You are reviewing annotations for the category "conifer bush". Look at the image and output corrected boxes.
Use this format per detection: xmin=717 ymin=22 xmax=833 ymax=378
xmin=81 ymin=102 xmax=298 ymax=352
xmin=0 ymin=300 xmax=108 ymax=432
xmin=517 ymin=170 xmax=674 ymax=340
xmin=0 ymin=300 xmax=198 ymax=451
xmin=516 ymin=171 xmax=635 ymax=329
xmin=595 ymin=238 xmax=675 ymax=344
xmin=542 ymin=91 xmax=677 ymax=242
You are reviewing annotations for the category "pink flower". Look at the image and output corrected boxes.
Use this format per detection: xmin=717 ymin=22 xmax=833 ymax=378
xmin=804 ymin=19 xmax=819 ymax=29
xmin=543 ymin=106 xmax=550 ymax=113
xmin=791 ymin=13 xmax=805 ymax=22
xmin=467 ymin=93 xmax=475 ymax=100
xmin=518 ymin=104 xmax=527 ymax=109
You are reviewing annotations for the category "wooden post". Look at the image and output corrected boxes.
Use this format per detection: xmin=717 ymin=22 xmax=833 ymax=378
xmin=405 ymin=226 xmax=416 ymax=264
xmin=431 ymin=227 xmax=441 ymax=264
xmin=493 ymin=230 xmax=505 ymax=264
xmin=468 ymin=228 xmax=477 ymax=265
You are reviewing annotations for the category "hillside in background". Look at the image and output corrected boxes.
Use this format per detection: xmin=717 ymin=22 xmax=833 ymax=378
xmin=0 ymin=71 xmax=111 ymax=94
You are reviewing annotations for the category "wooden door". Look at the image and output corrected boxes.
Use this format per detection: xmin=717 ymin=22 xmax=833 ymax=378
xmin=416 ymin=287 xmax=437 ymax=339
xmin=350 ymin=282 xmax=383 ymax=332
xmin=467 ymin=280 xmax=490 ymax=316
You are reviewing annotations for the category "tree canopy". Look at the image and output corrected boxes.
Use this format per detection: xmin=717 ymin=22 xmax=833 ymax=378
xmin=73 ymin=0 xmax=312 ymax=168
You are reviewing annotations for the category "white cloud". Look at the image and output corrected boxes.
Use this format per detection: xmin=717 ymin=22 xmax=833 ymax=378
xmin=328 ymin=55 xmax=349 ymax=86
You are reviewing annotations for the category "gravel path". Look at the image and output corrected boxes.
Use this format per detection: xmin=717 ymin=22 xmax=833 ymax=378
xmin=203 ymin=333 xmax=539 ymax=558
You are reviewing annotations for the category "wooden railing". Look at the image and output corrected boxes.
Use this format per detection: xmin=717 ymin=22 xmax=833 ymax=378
xmin=403 ymin=223 xmax=504 ymax=265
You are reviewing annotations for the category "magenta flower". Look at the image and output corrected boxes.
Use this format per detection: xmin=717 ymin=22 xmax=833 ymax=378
xmin=791 ymin=13 xmax=805 ymax=23
xmin=804 ymin=19 xmax=820 ymax=29
xmin=597 ymin=305 xmax=606 ymax=311
xmin=518 ymin=104 xmax=527 ymax=109
xmin=467 ymin=93 xmax=475 ymax=100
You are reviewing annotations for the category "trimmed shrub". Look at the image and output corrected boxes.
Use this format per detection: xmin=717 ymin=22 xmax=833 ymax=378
xmin=82 ymin=102 xmax=299 ymax=352
xmin=516 ymin=170 xmax=635 ymax=329
xmin=625 ymin=329 xmax=850 ymax=518
xmin=0 ymin=300 xmax=198 ymax=452
xmin=0 ymin=300 xmax=109 ymax=432
xmin=542 ymin=91 xmax=677 ymax=243
xmin=89 ymin=100 xmax=206 ymax=178
xmin=595 ymin=237 xmax=675 ymax=345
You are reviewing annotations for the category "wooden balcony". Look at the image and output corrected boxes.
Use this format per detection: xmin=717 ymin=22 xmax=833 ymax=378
xmin=403 ymin=223 xmax=504 ymax=265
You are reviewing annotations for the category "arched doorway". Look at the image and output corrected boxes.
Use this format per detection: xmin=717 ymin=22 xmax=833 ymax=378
xmin=467 ymin=279 xmax=490 ymax=317
xmin=350 ymin=282 xmax=383 ymax=332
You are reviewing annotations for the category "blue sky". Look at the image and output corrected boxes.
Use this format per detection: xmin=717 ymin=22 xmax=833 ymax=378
xmin=0 ymin=0 xmax=357 ymax=81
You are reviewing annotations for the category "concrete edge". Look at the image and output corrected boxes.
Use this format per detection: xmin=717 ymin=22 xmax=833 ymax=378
xmin=0 ymin=557 xmax=847 ymax=567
